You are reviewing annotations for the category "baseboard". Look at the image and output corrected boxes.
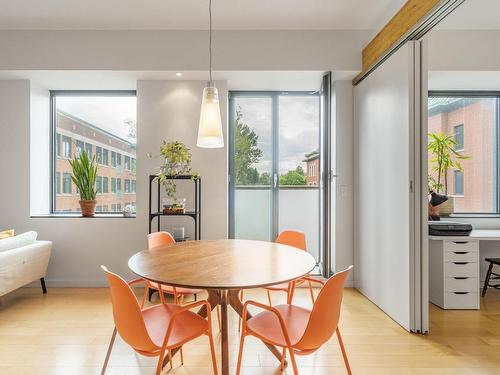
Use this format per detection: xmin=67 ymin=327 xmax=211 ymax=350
xmin=25 ymin=280 xmax=108 ymax=288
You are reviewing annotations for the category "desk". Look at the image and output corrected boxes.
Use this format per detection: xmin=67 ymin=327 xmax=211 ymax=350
xmin=429 ymin=230 xmax=500 ymax=310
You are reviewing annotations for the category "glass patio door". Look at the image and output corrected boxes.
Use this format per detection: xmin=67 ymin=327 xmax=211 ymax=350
xmin=229 ymin=80 xmax=331 ymax=273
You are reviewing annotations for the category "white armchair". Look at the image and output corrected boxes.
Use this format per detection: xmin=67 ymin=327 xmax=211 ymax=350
xmin=0 ymin=231 xmax=52 ymax=297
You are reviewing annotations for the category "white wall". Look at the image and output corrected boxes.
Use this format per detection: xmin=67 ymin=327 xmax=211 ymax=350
xmin=0 ymin=79 xmax=228 ymax=286
xmin=332 ymin=80 xmax=354 ymax=285
xmin=427 ymin=30 xmax=500 ymax=71
xmin=0 ymin=30 xmax=370 ymax=72
xmin=30 ymin=83 xmax=50 ymax=215
xmin=137 ymin=80 xmax=228 ymax=241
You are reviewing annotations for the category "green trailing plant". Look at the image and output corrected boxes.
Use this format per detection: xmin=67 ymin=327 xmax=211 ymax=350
xmin=428 ymin=132 xmax=470 ymax=195
xmin=69 ymin=150 xmax=98 ymax=200
xmin=155 ymin=141 xmax=198 ymax=205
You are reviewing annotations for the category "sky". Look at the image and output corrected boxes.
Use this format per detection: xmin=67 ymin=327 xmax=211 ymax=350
xmin=235 ymin=95 xmax=320 ymax=174
xmin=56 ymin=96 xmax=137 ymax=142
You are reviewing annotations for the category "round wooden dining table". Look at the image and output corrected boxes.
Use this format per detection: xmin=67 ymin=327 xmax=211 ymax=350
xmin=128 ymin=239 xmax=316 ymax=375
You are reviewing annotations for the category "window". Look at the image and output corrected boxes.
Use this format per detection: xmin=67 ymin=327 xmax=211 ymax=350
xmin=96 ymin=146 xmax=102 ymax=164
xmin=62 ymin=136 xmax=72 ymax=158
xmin=55 ymin=134 xmax=61 ymax=157
xmin=131 ymin=158 xmax=136 ymax=173
xmin=62 ymin=173 xmax=72 ymax=194
xmin=124 ymin=179 xmax=131 ymax=193
xmin=131 ymin=180 xmax=136 ymax=193
xmin=76 ymin=140 xmax=84 ymax=157
xmin=124 ymin=156 xmax=131 ymax=170
xmin=103 ymin=177 xmax=108 ymax=193
xmin=454 ymin=170 xmax=464 ymax=196
xmin=96 ymin=176 xmax=102 ymax=194
xmin=454 ymin=124 xmax=464 ymax=151
xmin=51 ymin=91 xmax=136 ymax=214
xmin=102 ymin=148 xmax=109 ymax=165
xmin=85 ymin=143 xmax=92 ymax=158
xmin=55 ymin=172 xmax=61 ymax=194
xmin=428 ymin=94 xmax=499 ymax=213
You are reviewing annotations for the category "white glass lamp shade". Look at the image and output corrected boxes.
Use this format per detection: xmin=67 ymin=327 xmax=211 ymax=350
xmin=197 ymin=85 xmax=224 ymax=148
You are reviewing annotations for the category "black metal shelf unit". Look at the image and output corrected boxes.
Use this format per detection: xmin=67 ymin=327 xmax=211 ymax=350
xmin=148 ymin=175 xmax=201 ymax=240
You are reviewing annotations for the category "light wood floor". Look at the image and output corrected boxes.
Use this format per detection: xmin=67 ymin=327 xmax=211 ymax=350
xmin=0 ymin=286 xmax=499 ymax=374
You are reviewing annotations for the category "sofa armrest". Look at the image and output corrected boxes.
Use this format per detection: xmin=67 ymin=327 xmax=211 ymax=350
xmin=0 ymin=240 xmax=52 ymax=296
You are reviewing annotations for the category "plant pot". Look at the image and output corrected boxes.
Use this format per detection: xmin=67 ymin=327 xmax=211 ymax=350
xmin=79 ymin=200 xmax=97 ymax=217
xmin=438 ymin=196 xmax=454 ymax=217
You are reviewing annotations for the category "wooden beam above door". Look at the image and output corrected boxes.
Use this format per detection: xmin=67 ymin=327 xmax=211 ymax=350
xmin=361 ymin=0 xmax=440 ymax=72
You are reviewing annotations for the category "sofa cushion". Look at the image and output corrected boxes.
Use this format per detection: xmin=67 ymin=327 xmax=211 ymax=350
xmin=0 ymin=231 xmax=38 ymax=253
xmin=0 ymin=229 xmax=15 ymax=240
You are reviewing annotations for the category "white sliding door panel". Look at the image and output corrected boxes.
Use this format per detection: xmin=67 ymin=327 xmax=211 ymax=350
xmin=354 ymin=42 xmax=420 ymax=332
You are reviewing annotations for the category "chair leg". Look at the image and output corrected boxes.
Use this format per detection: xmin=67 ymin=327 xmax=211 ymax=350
xmin=308 ymin=281 xmax=315 ymax=304
xmin=216 ymin=305 xmax=221 ymax=330
xmin=100 ymin=327 xmax=117 ymax=375
xmin=280 ymin=347 xmax=287 ymax=371
xmin=207 ymin=329 xmax=218 ymax=375
xmin=180 ymin=346 xmax=184 ymax=365
xmin=482 ymin=263 xmax=494 ymax=297
xmin=267 ymin=289 xmax=272 ymax=306
xmin=336 ymin=328 xmax=352 ymax=375
xmin=156 ymin=349 xmax=166 ymax=375
xmin=235 ymin=331 xmax=247 ymax=375
xmin=168 ymin=349 xmax=173 ymax=370
xmin=180 ymin=295 xmax=185 ymax=305
xmin=141 ymin=285 xmax=150 ymax=308
xmin=194 ymin=293 xmax=197 ymax=301
xmin=148 ymin=288 xmax=155 ymax=302
xmin=288 ymin=348 xmax=299 ymax=375
xmin=238 ymin=290 xmax=244 ymax=332
xmin=40 ymin=277 xmax=47 ymax=294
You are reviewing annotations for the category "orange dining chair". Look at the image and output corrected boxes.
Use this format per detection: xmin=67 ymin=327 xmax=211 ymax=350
xmin=143 ymin=231 xmax=204 ymax=307
xmin=236 ymin=266 xmax=353 ymax=375
xmin=238 ymin=230 xmax=316 ymax=331
xmin=146 ymin=231 xmax=221 ymax=328
xmin=100 ymin=266 xmax=218 ymax=375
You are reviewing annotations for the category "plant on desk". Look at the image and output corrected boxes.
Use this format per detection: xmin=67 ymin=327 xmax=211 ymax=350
xmin=428 ymin=132 xmax=470 ymax=216
xmin=155 ymin=141 xmax=198 ymax=214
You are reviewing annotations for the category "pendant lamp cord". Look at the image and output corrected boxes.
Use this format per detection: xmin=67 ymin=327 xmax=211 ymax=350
xmin=208 ymin=0 xmax=213 ymax=83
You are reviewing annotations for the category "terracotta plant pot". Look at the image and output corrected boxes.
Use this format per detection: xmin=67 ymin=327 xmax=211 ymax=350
xmin=79 ymin=200 xmax=97 ymax=217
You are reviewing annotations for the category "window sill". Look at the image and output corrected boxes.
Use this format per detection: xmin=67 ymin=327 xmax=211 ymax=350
xmin=449 ymin=213 xmax=500 ymax=218
xmin=30 ymin=213 xmax=136 ymax=219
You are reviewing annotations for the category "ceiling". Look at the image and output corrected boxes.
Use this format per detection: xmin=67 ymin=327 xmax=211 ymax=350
xmin=0 ymin=70 xmax=344 ymax=91
xmin=435 ymin=0 xmax=500 ymax=30
xmin=0 ymin=0 xmax=405 ymax=30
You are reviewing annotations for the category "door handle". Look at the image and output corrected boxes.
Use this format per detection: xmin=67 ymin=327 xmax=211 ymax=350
xmin=273 ymin=173 xmax=278 ymax=188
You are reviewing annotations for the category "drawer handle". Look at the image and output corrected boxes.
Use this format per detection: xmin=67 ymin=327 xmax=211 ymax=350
xmin=453 ymin=241 xmax=468 ymax=244
xmin=453 ymin=252 xmax=468 ymax=255
xmin=454 ymin=277 xmax=469 ymax=280
xmin=453 ymin=292 xmax=469 ymax=295
xmin=453 ymin=262 xmax=468 ymax=265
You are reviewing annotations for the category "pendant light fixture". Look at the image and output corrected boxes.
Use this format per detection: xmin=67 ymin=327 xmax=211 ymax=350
xmin=197 ymin=0 xmax=224 ymax=148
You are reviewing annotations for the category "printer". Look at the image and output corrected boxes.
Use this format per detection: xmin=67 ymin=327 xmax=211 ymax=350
xmin=428 ymin=220 xmax=473 ymax=236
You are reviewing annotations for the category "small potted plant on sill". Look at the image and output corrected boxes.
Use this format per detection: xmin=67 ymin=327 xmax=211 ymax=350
xmin=69 ymin=150 xmax=98 ymax=217
xmin=155 ymin=141 xmax=198 ymax=214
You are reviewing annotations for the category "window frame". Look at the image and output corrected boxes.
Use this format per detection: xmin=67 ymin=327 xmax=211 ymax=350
xmin=49 ymin=90 xmax=136 ymax=216
xmin=429 ymin=91 xmax=500 ymax=216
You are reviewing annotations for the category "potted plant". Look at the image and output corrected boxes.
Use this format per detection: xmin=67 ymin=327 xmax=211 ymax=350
xmin=155 ymin=141 xmax=198 ymax=214
xmin=69 ymin=150 xmax=98 ymax=217
xmin=428 ymin=132 xmax=469 ymax=216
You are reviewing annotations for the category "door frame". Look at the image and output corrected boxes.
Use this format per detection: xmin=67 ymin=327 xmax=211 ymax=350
xmin=228 ymin=90 xmax=330 ymax=273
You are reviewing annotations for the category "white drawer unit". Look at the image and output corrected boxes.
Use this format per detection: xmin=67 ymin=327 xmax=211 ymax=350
xmin=429 ymin=239 xmax=480 ymax=309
